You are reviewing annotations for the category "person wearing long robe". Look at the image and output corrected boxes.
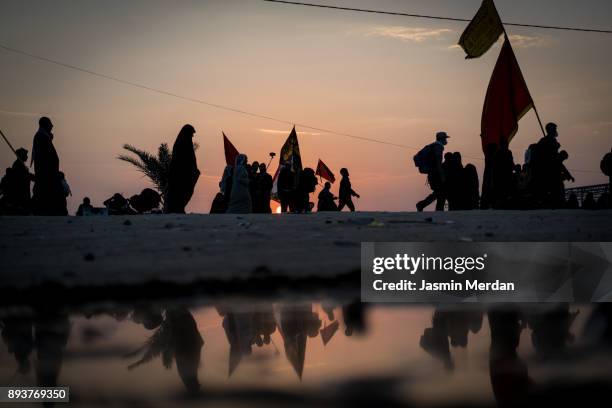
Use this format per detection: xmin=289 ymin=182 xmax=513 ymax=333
xmin=165 ymin=124 xmax=200 ymax=214
xmin=256 ymin=163 xmax=273 ymax=213
xmin=31 ymin=117 xmax=64 ymax=215
xmin=227 ymin=154 xmax=252 ymax=214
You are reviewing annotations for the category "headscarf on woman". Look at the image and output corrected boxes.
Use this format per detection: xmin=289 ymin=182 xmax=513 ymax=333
xmin=227 ymin=154 xmax=251 ymax=214
xmin=165 ymin=124 xmax=200 ymax=213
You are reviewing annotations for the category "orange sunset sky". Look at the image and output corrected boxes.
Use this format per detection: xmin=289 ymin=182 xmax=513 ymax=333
xmin=1 ymin=0 xmax=610 ymax=213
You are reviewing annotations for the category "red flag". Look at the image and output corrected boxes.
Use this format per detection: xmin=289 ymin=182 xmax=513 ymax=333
xmin=223 ymin=132 xmax=239 ymax=166
xmin=315 ymin=159 xmax=336 ymax=183
xmin=481 ymin=37 xmax=534 ymax=152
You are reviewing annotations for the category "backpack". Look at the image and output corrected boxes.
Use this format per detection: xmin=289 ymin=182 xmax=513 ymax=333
xmin=414 ymin=143 xmax=435 ymax=174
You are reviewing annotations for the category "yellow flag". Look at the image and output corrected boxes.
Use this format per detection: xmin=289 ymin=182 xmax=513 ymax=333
xmin=458 ymin=0 xmax=504 ymax=59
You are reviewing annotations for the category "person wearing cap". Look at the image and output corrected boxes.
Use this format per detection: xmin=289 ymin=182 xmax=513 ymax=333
xmin=416 ymin=131 xmax=449 ymax=212
xmin=0 ymin=147 xmax=35 ymax=214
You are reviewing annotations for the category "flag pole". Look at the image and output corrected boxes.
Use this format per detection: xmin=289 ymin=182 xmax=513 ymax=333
xmin=0 ymin=128 xmax=18 ymax=157
xmin=501 ymin=28 xmax=546 ymax=137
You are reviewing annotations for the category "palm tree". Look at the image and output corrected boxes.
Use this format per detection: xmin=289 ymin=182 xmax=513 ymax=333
xmin=118 ymin=143 xmax=172 ymax=203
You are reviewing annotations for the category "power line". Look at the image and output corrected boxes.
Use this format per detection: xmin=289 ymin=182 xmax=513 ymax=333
xmin=0 ymin=43 xmax=602 ymax=174
xmin=262 ymin=0 xmax=612 ymax=34
xmin=0 ymin=43 xmax=418 ymax=152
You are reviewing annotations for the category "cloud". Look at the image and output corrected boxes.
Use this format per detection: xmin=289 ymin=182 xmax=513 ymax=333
xmin=508 ymin=34 xmax=551 ymax=49
xmin=257 ymin=128 xmax=321 ymax=136
xmin=364 ymin=26 xmax=454 ymax=43
xmin=448 ymin=34 xmax=551 ymax=51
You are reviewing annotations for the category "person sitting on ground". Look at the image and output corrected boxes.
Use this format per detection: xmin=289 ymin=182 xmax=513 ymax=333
xmin=317 ymin=182 xmax=338 ymax=211
xmin=129 ymin=188 xmax=162 ymax=214
xmin=337 ymin=168 xmax=359 ymax=212
xmin=76 ymin=197 xmax=94 ymax=216
xmin=104 ymin=193 xmax=135 ymax=215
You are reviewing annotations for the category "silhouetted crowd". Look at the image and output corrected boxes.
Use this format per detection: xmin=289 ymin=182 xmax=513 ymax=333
xmin=1 ymin=117 xmax=610 ymax=215
xmin=210 ymin=155 xmax=360 ymax=214
xmin=415 ymin=124 xmax=611 ymax=211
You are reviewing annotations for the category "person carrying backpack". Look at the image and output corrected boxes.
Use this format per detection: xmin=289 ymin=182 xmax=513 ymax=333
xmin=415 ymin=131 xmax=449 ymax=212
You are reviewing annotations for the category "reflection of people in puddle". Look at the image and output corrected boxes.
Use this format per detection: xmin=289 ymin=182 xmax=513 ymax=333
xmin=278 ymin=304 xmax=322 ymax=379
xmin=527 ymin=304 xmax=579 ymax=359
xmin=419 ymin=307 xmax=482 ymax=370
xmin=488 ymin=308 xmax=532 ymax=407
xmin=1 ymin=315 xmax=35 ymax=375
xmin=1 ymin=311 xmax=71 ymax=408
xmin=584 ymin=303 xmax=612 ymax=347
xmin=220 ymin=308 xmax=255 ymax=377
xmin=127 ymin=307 xmax=203 ymax=393
xmin=217 ymin=303 xmax=278 ymax=376
xmin=342 ymin=300 xmax=369 ymax=337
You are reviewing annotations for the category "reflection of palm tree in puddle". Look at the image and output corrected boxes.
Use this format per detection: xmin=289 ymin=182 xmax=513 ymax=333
xmin=126 ymin=307 xmax=203 ymax=393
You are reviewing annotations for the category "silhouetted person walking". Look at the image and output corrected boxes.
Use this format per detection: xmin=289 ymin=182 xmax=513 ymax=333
xmin=416 ymin=131 xmax=449 ymax=212
xmin=31 ymin=117 xmax=64 ymax=215
xmin=337 ymin=168 xmax=359 ymax=212
xmin=317 ymin=182 xmax=338 ymax=211
xmin=166 ymin=124 xmax=200 ymax=214
xmin=227 ymin=154 xmax=252 ymax=214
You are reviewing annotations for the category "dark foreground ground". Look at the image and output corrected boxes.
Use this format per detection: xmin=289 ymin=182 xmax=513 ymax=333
xmin=1 ymin=210 xmax=611 ymax=305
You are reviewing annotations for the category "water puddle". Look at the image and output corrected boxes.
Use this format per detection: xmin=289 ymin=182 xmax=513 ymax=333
xmin=1 ymin=301 xmax=611 ymax=407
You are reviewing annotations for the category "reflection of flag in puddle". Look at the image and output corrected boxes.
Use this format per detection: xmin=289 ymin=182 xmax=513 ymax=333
xmin=320 ymin=320 xmax=339 ymax=346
